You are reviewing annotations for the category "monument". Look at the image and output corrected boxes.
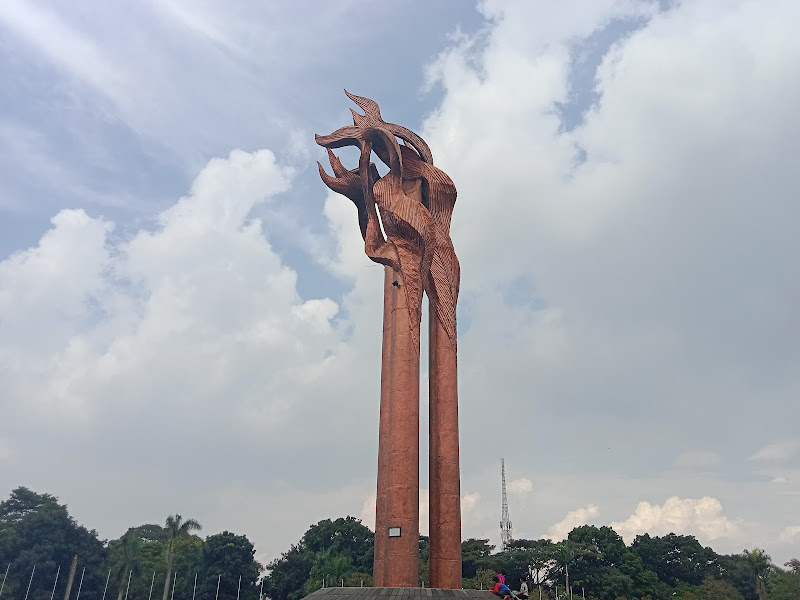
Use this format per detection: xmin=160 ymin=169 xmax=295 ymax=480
xmin=316 ymin=92 xmax=462 ymax=589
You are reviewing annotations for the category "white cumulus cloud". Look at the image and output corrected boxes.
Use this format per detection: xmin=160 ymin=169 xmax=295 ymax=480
xmin=611 ymin=497 xmax=738 ymax=543
xmin=779 ymin=525 xmax=800 ymax=543
xmin=545 ymin=505 xmax=599 ymax=541
xmin=509 ymin=478 xmax=534 ymax=493
xmin=462 ymin=492 xmax=480 ymax=515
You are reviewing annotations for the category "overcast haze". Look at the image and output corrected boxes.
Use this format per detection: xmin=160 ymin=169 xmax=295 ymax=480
xmin=1 ymin=0 xmax=799 ymax=569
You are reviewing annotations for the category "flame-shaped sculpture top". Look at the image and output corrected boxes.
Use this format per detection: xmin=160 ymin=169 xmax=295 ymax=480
xmin=316 ymin=92 xmax=459 ymax=350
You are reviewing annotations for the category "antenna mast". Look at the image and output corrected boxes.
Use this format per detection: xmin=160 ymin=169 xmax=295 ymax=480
xmin=500 ymin=458 xmax=513 ymax=551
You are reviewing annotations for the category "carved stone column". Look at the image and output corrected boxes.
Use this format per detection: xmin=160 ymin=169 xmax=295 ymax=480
xmin=374 ymin=265 xmax=421 ymax=588
xmin=428 ymin=302 xmax=462 ymax=588
xmin=373 ymin=266 xmax=392 ymax=585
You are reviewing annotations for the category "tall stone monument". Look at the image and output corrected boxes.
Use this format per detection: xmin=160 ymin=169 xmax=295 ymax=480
xmin=316 ymin=92 xmax=462 ymax=589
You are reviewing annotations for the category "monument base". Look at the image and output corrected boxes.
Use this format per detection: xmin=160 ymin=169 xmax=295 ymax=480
xmin=307 ymin=589 xmax=495 ymax=600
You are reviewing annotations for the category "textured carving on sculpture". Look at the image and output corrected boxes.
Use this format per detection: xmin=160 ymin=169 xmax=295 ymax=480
xmin=316 ymin=91 xmax=459 ymax=348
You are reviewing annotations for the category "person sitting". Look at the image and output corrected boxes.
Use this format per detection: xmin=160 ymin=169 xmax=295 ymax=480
xmin=490 ymin=575 xmax=513 ymax=599
xmin=515 ymin=577 xmax=529 ymax=600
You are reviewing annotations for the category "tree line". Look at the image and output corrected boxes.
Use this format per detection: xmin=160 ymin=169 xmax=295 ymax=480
xmin=263 ymin=519 xmax=800 ymax=600
xmin=2 ymin=487 xmax=798 ymax=600
xmin=0 ymin=488 xmax=260 ymax=600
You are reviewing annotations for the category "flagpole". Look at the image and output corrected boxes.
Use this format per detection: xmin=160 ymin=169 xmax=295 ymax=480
xmin=170 ymin=573 xmax=177 ymax=600
xmin=24 ymin=565 xmax=36 ymax=600
xmin=0 ymin=564 xmax=9 ymax=599
xmin=236 ymin=576 xmax=241 ymax=600
xmin=124 ymin=571 xmax=132 ymax=600
xmin=101 ymin=570 xmax=111 ymax=600
xmin=214 ymin=575 xmax=221 ymax=600
xmin=50 ymin=566 xmax=62 ymax=600
xmin=148 ymin=572 xmax=156 ymax=600
xmin=75 ymin=568 xmax=86 ymax=600
xmin=191 ymin=574 xmax=197 ymax=600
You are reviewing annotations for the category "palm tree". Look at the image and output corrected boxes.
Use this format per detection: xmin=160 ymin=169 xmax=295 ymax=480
xmin=743 ymin=548 xmax=771 ymax=600
xmin=555 ymin=543 xmax=575 ymax=599
xmin=161 ymin=514 xmax=201 ymax=600
xmin=113 ymin=534 xmax=141 ymax=600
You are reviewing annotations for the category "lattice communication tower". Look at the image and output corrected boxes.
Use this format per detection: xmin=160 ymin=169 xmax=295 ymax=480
xmin=500 ymin=458 xmax=513 ymax=551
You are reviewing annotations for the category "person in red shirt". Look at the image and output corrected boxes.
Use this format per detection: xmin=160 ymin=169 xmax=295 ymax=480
xmin=490 ymin=576 xmax=513 ymax=599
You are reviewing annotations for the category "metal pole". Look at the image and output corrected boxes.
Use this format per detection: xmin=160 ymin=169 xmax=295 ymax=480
xmin=148 ymin=572 xmax=156 ymax=600
xmin=50 ymin=565 xmax=62 ymax=600
xmin=101 ymin=570 xmax=111 ymax=600
xmin=236 ymin=576 xmax=241 ymax=600
xmin=75 ymin=568 xmax=85 ymax=600
xmin=257 ymin=579 xmax=262 ymax=600
xmin=124 ymin=571 xmax=132 ymax=600
xmin=192 ymin=575 xmax=197 ymax=600
xmin=0 ymin=564 xmax=9 ymax=600
xmin=214 ymin=575 xmax=221 ymax=600
xmin=170 ymin=573 xmax=176 ymax=600
xmin=24 ymin=565 xmax=36 ymax=600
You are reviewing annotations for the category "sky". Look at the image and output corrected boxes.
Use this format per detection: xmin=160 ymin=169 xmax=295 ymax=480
xmin=1 ymin=0 xmax=799 ymax=570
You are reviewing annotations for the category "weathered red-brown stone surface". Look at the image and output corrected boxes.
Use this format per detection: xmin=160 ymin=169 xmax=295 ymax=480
xmin=316 ymin=91 xmax=461 ymax=589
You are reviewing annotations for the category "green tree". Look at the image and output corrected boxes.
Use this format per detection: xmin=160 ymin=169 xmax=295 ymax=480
xmin=103 ymin=524 xmax=171 ymax=600
xmin=676 ymin=576 xmax=744 ymax=600
xmin=493 ymin=539 xmax=557 ymax=589
xmin=784 ymin=558 xmax=800 ymax=574
xmin=263 ymin=516 xmax=372 ymax=600
xmin=719 ymin=553 xmax=758 ymax=600
xmin=631 ymin=533 xmax=717 ymax=587
xmin=0 ymin=488 xmax=60 ymax=523
xmin=107 ymin=529 xmax=200 ymax=600
xmin=742 ymin=549 xmax=770 ymax=600
xmin=554 ymin=541 xmax=577 ymax=596
xmin=461 ymin=539 xmax=495 ymax=578
xmin=568 ymin=526 xmax=625 ymax=568
xmin=565 ymin=525 xmax=666 ymax=600
xmin=263 ymin=544 xmax=312 ymax=600
xmin=125 ymin=525 xmax=168 ymax=544
xmin=108 ymin=534 xmax=142 ymax=600
xmin=304 ymin=548 xmax=352 ymax=593
xmin=194 ymin=532 xmax=261 ymax=600
xmin=302 ymin=517 xmax=373 ymax=574
xmin=0 ymin=487 xmax=107 ymax=600
xmin=462 ymin=568 xmax=496 ymax=590
xmin=161 ymin=515 xmax=201 ymax=600
xmin=419 ymin=535 xmax=430 ymax=587
xmin=766 ymin=564 xmax=800 ymax=600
